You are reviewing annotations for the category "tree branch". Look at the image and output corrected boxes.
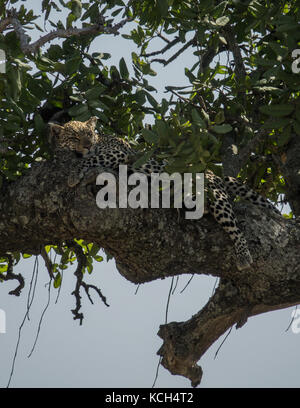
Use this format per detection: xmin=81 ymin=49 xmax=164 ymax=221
xmin=158 ymin=279 xmax=300 ymax=387
xmin=0 ymin=155 xmax=299 ymax=384
xmin=40 ymin=247 xmax=54 ymax=279
xmin=142 ymin=36 xmax=180 ymax=58
xmin=151 ymin=38 xmax=196 ymax=66
xmin=0 ymin=16 xmax=11 ymax=33
xmin=65 ymin=239 xmax=109 ymax=324
xmin=223 ymin=26 xmax=246 ymax=83
xmin=1 ymin=9 xmax=133 ymax=55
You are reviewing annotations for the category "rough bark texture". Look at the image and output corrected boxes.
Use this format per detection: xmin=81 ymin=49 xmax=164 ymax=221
xmin=1 ymin=154 xmax=300 ymax=386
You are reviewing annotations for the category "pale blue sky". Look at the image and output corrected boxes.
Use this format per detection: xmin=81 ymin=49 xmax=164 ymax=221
xmin=0 ymin=0 xmax=299 ymax=388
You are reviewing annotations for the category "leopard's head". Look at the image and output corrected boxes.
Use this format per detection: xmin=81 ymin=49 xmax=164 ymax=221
xmin=48 ymin=116 xmax=98 ymax=156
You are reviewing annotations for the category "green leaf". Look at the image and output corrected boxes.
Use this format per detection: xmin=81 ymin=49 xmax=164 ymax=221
xmin=252 ymin=86 xmax=281 ymax=93
xmin=87 ymin=263 xmax=93 ymax=274
xmin=65 ymin=57 xmax=81 ymax=74
xmin=142 ymin=128 xmax=159 ymax=144
xmin=262 ymin=118 xmax=291 ymax=129
xmin=214 ymin=111 xmax=225 ymax=124
xmin=259 ymin=104 xmax=294 ymax=117
xmin=157 ymin=0 xmax=168 ymax=17
xmin=215 ymin=16 xmax=230 ymax=26
xmin=68 ymin=104 xmax=89 ymax=116
xmin=66 ymin=13 xmax=76 ymax=28
xmin=0 ymin=263 xmax=8 ymax=273
xmin=47 ymin=44 xmax=63 ymax=60
xmin=145 ymin=92 xmax=158 ymax=108
xmin=192 ymin=109 xmax=206 ymax=128
xmin=132 ymin=149 xmax=156 ymax=168
xmin=94 ymin=255 xmax=103 ymax=262
xmin=92 ymin=52 xmax=111 ymax=60
xmin=269 ymin=42 xmax=288 ymax=58
xmin=8 ymin=67 xmax=21 ymax=101
xmin=22 ymin=253 xmax=32 ymax=259
xmin=54 ymin=272 xmax=62 ymax=288
xmin=277 ymin=23 xmax=299 ymax=32
xmin=89 ymin=243 xmax=100 ymax=257
xmin=34 ymin=114 xmax=46 ymax=133
xmin=211 ymin=124 xmax=233 ymax=134
xmin=293 ymin=120 xmax=300 ymax=136
xmin=85 ymin=85 xmax=106 ymax=100
xmin=71 ymin=0 xmax=82 ymax=18
xmin=119 ymin=57 xmax=129 ymax=79
xmin=277 ymin=125 xmax=292 ymax=146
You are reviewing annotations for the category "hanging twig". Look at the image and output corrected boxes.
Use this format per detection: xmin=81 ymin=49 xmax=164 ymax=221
xmin=180 ymin=274 xmax=194 ymax=294
xmin=7 ymin=257 xmax=39 ymax=388
xmin=285 ymin=305 xmax=299 ymax=332
xmin=214 ymin=326 xmax=233 ymax=359
xmin=27 ymin=276 xmax=52 ymax=358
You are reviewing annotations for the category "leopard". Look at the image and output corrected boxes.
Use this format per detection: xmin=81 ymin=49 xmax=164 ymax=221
xmin=49 ymin=116 xmax=281 ymax=271
xmin=48 ymin=117 xmax=99 ymax=156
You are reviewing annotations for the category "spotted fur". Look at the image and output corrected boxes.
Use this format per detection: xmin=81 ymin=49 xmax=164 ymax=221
xmin=53 ymin=117 xmax=280 ymax=271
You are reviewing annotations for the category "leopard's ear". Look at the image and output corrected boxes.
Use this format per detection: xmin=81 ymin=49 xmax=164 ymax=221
xmin=48 ymin=123 xmax=64 ymax=143
xmin=85 ymin=116 xmax=98 ymax=130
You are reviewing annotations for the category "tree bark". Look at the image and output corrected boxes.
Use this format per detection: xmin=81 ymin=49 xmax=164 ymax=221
xmin=1 ymin=155 xmax=300 ymax=386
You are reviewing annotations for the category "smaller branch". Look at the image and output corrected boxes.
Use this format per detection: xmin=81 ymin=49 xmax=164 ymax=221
xmin=81 ymin=283 xmax=109 ymax=307
xmin=200 ymin=46 xmax=220 ymax=72
xmin=10 ymin=14 xmax=30 ymax=51
xmin=24 ymin=20 xmax=132 ymax=54
xmin=167 ymin=88 xmax=199 ymax=108
xmin=223 ymin=26 xmax=246 ymax=81
xmin=238 ymin=129 xmax=270 ymax=169
xmin=1 ymin=8 xmax=133 ymax=55
xmin=179 ymin=275 xmax=194 ymax=294
xmin=157 ymin=32 xmax=172 ymax=44
xmin=0 ymin=17 xmax=11 ymax=33
xmin=67 ymin=240 xmax=87 ymax=324
xmin=151 ymin=38 xmax=195 ymax=66
xmin=66 ymin=240 xmax=109 ymax=324
xmin=142 ymin=36 xmax=180 ymax=58
xmin=0 ymin=254 xmax=25 ymax=296
xmin=40 ymin=247 xmax=54 ymax=279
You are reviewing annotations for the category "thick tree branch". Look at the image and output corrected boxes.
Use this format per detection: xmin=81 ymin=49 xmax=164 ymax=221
xmin=0 ymin=156 xmax=299 ymax=385
xmin=158 ymin=279 xmax=300 ymax=387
